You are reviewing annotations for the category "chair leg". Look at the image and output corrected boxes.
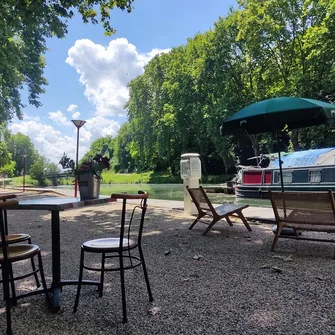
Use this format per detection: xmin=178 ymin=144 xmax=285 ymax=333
xmin=237 ymin=211 xmax=252 ymax=232
xmin=73 ymin=249 xmax=85 ymax=313
xmin=189 ymin=215 xmax=201 ymax=230
xmin=225 ymin=216 xmax=234 ymax=227
xmin=2 ymin=263 xmax=13 ymax=335
xmin=37 ymin=252 xmax=51 ymax=308
xmin=271 ymin=224 xmax=284 ymax=251
xmin=139 ymin=246 xmax=153 ymax=302
xmin=9 ymin=264 xmax=17 ymax=306
xmin=28 ymin=237 xmax=40 ymax=289
xmin=202 ymin=218 xmax=220 ymax=236
xmin=119 ymin=251 xmax=127 ymax=323
xmin=4 ymin=210 xmax=9 ymax=236
xmin=99 ymin=253 xmax=105 ymax=297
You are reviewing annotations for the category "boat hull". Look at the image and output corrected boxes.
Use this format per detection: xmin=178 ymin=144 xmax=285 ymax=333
xmin=235 ymin=184 xmax=335 ymax=198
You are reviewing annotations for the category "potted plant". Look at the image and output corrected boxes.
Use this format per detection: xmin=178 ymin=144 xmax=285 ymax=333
xmin=59 ymin=153 xmax=110 ymax=199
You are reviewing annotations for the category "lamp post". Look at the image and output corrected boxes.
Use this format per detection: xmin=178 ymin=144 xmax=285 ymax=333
xmin=22 ymin=151 xmax=28 ymax=192
xmin=72 ymin=120 xmax=86 ymax=197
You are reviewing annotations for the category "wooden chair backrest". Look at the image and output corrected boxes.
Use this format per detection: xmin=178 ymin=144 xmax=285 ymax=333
xmin=187 ymin=186 xmax=216 ymax=214
xmin=269 ymin=190 xmax=335 ymax=224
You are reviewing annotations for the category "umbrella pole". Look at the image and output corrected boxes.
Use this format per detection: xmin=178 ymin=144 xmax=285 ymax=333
xmin=276 ymin=130 xmax=284 ymax=193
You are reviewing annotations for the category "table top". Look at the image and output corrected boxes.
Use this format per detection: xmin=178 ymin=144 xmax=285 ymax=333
xmin=17 ymin=196 xmax=116 ymax=211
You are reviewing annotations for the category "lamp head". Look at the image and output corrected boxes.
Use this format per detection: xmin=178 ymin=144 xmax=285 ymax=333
xmin=71 ymin=120 xmax=86 ymax=129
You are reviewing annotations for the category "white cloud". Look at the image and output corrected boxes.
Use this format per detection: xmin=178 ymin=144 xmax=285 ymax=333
xmin=23 ymin=114 xmax=40 ymax=122
xmin=85 ymin=116 xmax=121 ymax=138
xmin=9 ymin=116 xmax=121 ymax=165
xmin=9 ymin=39 xmax=169 ymax=165
xmin=72 ymin=111 xmax=81 ymax=119
xmin=66 ymin=38 xmax=170 ymax=117
xmin=67 ymin=104 xmax=78 ymax=112
xmin=48 ymin=111 xmax=72 ymax=126
xmin=9 ymin=121 xmax=80 ymax=165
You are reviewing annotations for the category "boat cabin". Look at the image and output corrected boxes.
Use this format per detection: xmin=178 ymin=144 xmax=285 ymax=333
xmin=236 ymin=148 xmax=335 ymax=198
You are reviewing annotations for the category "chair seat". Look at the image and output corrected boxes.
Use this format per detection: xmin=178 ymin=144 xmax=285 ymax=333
xmin=83 ymin=238 xmax=137 ymax=252
xmin=0 ymin=244 xmax=40 ymax=262
xmin=215 ymin=203 xmax=244 ymax=216
xmin=2 ymin=233 xmax=30 ymax=244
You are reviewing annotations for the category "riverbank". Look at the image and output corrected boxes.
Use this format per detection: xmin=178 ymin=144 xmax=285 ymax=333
xmin=10 ymin=171 xmax=233 ymax=189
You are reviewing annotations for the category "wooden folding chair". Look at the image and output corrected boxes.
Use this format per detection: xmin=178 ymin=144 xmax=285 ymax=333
xmin=187 ymin=186 xmax=251 ymax=235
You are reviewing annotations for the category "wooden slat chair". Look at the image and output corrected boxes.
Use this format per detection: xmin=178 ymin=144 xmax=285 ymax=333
xmin=186 ymin=186 xmax=251 ymax=235
xmin=269 ymin=190 xmax=335 ymax=258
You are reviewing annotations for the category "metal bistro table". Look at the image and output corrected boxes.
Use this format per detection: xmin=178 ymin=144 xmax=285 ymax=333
xmin=15 ymin=196 xmax=116 ymax=312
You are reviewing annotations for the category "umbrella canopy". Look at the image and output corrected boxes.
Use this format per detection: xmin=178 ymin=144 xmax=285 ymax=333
xmin=220 ymin=97 xmax=335 ymax=135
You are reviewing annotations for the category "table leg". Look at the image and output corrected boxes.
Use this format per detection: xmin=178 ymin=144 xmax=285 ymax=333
xmin=51 ymin=210 xmax=61 ymax=312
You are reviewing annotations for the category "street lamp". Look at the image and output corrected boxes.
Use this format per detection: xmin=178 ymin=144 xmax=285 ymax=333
xmin=72 ymin=120 xmax=86 ymax=197
xmin=22 ymin=151 xmax=28 ymax=192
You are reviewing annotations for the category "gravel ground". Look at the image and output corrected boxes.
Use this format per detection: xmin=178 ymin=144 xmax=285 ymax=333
xmin=1 ymin=191 xmax=335 ymax=335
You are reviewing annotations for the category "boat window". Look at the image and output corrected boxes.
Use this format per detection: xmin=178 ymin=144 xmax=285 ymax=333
xmin=309 ymin=170 xmax=321 ymax=183
xmin=273 ymin=171 xmax=292 ymax=184
xmin=283 ymin=172 xmax=293 ymax=184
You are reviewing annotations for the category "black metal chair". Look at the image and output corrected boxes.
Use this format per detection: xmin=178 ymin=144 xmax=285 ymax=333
xmin=73 ymin=191 xmax=153 ymax=323
xmin=0 ymin=194 xmax=40 ymax=305
xmin=0 ymin=199 xmax=50 ymax=335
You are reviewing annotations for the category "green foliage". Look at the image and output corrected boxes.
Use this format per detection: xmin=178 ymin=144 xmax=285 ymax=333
xmin=113 ymin=123 xmax=135 ymax=172
xmin=29 ymin=160 xmax=45 ymax=184
xmin=13 ymin=175 xmax=39 ymax=187
xmin=7 ymin=132 xmax=39 ymax=176
xmin=81 ymin=136 xmax=115 ymax=163
xmin=0 ymin=0 xmax=134 ymax=123
xmin=0 ymin=160 xmax=15 ymax=177
xmin=101 ymin=171 xmax=181 ymax=184
xmin=44 ymin=162 xmax=60 ymax=175
xmin=120 ymin=0 xmax=335 ymax=175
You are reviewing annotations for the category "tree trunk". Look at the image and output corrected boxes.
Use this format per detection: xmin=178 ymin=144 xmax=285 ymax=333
xmin=290 ymin=129 xmax=302 ymax=151
xmin=248 ymin=134 xmax=260 ymax=164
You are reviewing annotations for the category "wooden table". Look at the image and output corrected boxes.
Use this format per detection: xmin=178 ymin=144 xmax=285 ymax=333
xmin=14 ymin=196 xmax=116 ymax=311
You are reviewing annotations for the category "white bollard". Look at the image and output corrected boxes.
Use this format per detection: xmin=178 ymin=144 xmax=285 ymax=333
xmin=180 ymin=153 xmax=202 ymax=215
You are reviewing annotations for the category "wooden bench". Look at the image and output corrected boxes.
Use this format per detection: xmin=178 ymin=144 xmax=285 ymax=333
xmin=269 ymin=190 xmax=335 ymax=258
xmin=186 ymin=186 xmax=251 ymax=235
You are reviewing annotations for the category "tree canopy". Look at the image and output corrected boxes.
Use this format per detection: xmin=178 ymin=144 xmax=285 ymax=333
xmin=0 ymin=0 xmax=134 ymax=122
xmin=122 ymin=0 xmax=335 ymax=175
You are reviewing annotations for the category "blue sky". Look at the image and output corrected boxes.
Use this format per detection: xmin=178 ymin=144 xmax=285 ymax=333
xmin=10 ymin=0 xmax=237 ymax=164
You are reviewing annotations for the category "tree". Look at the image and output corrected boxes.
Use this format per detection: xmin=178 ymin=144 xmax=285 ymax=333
xmin=0 ymin=125 xmax=13 ymax=171
xmin=123 ymin=0 xmax=335 ymax=176
xmin=0 ymin=0 xmax=135 ymax=123
xmin=81 ymin=136 xmax=115 ymax=164
xmin=44 ymin=162 xmax=60 ymax=175
xmin=7 ymin=133 xmax=39 ymax=176
xmin=30 ymin=159 xmax=47 ymax=185
xmin=113 ymin=123 xmax=134 ymax=172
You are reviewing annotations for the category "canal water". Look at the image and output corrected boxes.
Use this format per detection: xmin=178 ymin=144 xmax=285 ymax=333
xmin=99 ymin=184 xmax=272 ymax=208
xmin=51 ymin=184 xmax=271 ymax=208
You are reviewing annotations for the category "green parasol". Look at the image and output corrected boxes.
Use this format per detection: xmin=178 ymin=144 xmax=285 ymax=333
xmin=220 ymin=97 xmax=335 ymax=135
